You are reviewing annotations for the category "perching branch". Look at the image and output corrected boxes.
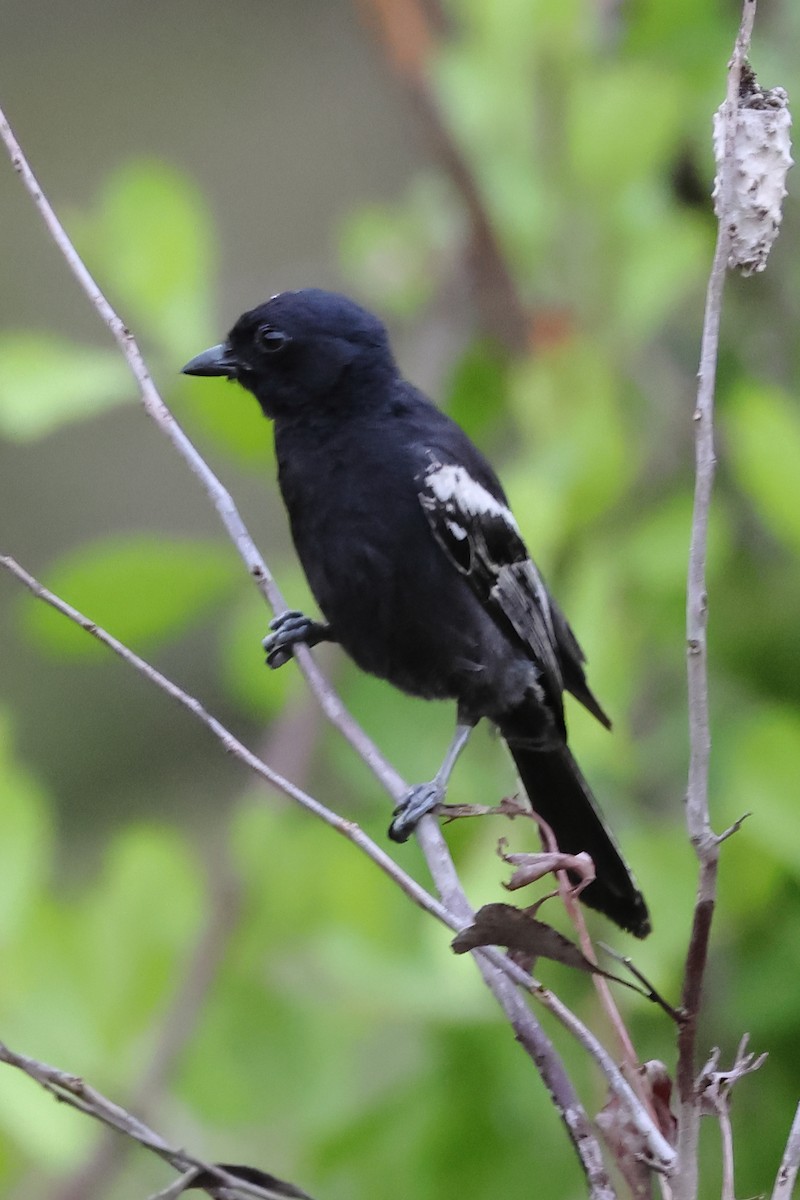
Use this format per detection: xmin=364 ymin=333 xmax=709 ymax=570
xmin=0 ymin=552 xmax=675 ymax=1183
xmin=0 ymin=104 xmax=676 ymax=1189
xmin=0 ymin=103 xmax=405 ymax=807
xmin=0 ymin=105 xmax=632 ymax=1193
xmin=676 ymin=3 xmax=757 ymax=1198
xmin=0 ymin=554 xmax=453 ymax=927
xmin=0 ymin=1039 xmax=305 ymax=1200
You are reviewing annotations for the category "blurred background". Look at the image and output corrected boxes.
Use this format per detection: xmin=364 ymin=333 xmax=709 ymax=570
xmin=1 ymin=1 xmax=800 ymax=1197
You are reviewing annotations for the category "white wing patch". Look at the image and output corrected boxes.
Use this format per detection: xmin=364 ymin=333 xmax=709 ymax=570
xmin=420 ymin=460 xmax=563 ymax=702
xmin=419 ymin=460 xmax=606 ymax=729
xmin=423 ymin=463 xmax=520 ymax=534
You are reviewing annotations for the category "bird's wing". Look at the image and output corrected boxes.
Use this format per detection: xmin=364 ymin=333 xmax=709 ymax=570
xmin=418 ymin=460 xmax=566 ymax=716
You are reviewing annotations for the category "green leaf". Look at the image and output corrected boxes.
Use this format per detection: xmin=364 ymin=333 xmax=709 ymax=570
xmin=0 ymin=715 xmax=53 ymax=943
xmin=23 ymin=536 xmax=237 ymax=657
xmin=79 ymin=824 xmax=204 ymax=1045
xmin=569 ymin=66 xmax=685 ymax=192
xmin=0 ymin=1067 xmax=91 ymax=1167
xmin=0 ymin=334 xmax=132 ymax=441
xmin=338 ymin=178 xmax=458 ymax=317
xmin=509 ymin=338 xmax=634 ymax=532
xmin=444 ymin=341 xmax=510 ymax=443
xmin=175 ymin=371 xmax=276 ymax=467
xmin=719 ymin=706 xmax=800 ymax=878
xmin=725 ymin=382 xmax=800 ymax=554
xmin=218 ymin=585 xmax=300 ymax=718
xmin=71 ymin=160 xmax=216 ymax=353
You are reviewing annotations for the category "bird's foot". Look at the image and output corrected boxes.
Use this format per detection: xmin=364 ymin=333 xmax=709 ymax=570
xmin=388 ymin=781 xmax=445 ymax=843
xmin=263 ymin=610 xmax=326 ymax=669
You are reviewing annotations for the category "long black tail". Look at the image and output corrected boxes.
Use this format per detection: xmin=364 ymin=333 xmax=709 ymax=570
xmin=505 ymin=741 xmax=650 ymax=938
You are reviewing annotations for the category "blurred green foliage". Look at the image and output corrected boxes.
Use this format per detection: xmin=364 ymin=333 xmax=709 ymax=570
xmin=2 ymin=1 xmax=800 ymax=1198
xmin=23 ymin=536 xmax=239 ymax=657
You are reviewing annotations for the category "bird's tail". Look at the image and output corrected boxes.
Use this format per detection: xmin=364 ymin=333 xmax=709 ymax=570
xmin=504 ymin=740 xmax=650 ymax=938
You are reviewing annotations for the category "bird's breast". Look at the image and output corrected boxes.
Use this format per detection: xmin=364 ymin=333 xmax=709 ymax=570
xmin=275 ymin=424 xmax=468 ymax=697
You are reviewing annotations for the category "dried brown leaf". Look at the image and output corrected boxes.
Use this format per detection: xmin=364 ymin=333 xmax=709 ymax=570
xmin=452 ymin=903 xmax=620 ymax=983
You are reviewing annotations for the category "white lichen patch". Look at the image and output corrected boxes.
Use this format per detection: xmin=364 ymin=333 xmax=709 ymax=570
xmin=713 ymin=69 xmax=793 ymax=275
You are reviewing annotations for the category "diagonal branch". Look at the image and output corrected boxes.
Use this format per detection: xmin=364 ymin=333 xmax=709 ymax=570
xmin=0 ymin=107 xmax=674 ymax=1190
xmin=0 ymin=102 xmax=405 ymax=806
xmin=0 ymin=554 xmax=675 ymax=1182
xmin=0 ymin=1040 xmax=299 ymax=1200
xmin=0 ymin=554 xmax=449 ymax=925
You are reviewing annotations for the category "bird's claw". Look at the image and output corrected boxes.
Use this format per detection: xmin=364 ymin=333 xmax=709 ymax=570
xmin=263 ymin=609 xmax=316 ymax=670
xmin=388 ymin=781 xmax=444 ymax=843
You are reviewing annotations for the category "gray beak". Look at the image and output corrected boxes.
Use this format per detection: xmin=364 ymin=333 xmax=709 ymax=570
xmin=181 ymin=343 xmax=236 ymax=378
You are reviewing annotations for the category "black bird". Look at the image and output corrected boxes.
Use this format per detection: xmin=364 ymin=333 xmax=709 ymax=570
xmin=182 ymin=289 xmax=650 ymax=937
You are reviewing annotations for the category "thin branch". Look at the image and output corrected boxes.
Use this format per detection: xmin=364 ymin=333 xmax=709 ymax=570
xmin=685 ymin=7 xmax=756 ymax=849
xmin=536 ymin=809 xmax=644 ymax=1076
xmin=695 ymin=1037 xmax=768 ymax=1200
xmin=472 ymin=961 xmax=617 ymax=1198
xmin=0 ymin=108 xmax=674 ymax=1187
xmin=0 ymin=101 xmax=406 ymax=807
xmin=772 ymin=1100 xmax=800 ymax=1200
xmin=0 ymin=554 xmax=447 ymax=925
xmin=676 ymin=4 xmax=757 ymax=1199
xmin=0 ymin=1041 xmax=301 ymax=1200
xmin=718 ymin=1104 xmax=735 ymax=1200
xmin=509 ymin=969 xmax=674 ymax=1175
xmin=0 ymin=555 xmax=674 ymax=1180
xmin=598 ymin=946 xmax=681 ymax=1026
xmin=502 ymin=805 xmax=667 ymax=1148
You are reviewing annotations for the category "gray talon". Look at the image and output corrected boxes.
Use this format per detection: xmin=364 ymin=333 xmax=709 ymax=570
xmin=264 ymin=611 xmax=313 ymax=669
xmin=388 ymin=782 xmax=444 ymax=843
xmin=263 ymin=610 xmax=330 ymax=670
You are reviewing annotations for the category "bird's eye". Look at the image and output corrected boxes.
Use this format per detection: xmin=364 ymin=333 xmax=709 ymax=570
xmin=256 ymin=325 xmax=290 ymax=354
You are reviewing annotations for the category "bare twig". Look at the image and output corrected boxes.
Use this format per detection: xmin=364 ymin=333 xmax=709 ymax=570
xmin=0 ymin=1041 xmax=292 ymax=1200
xmin=696 ymin=1037 xmax=768 ymax=1200
xmin=718 ymin=1075 xmax=735 ymax=1200
xmin=0 ymin=553 xmax=674 ymax=1182
xmin=534 ymin=810 xmax=643 ymax=1078
xmin=598 ymin=946 xmax=681 ymax=1025
xmin=470 ymin=962 xmax=618 ymax=1198
xmin=676 ymin=4 xmax=757 ymax=1198
xmin=772 ymin=1099 xmax=800 ymax=1200
xmin=0 ymin=102 xmax=405 ymax=808
xmin=0 ymin=554 xmax=449 ymax=926
xmin=0 ymin=107 xmax=674 ymax=1188
xmin=696 ymin=1036 xmax=768 ymax=1107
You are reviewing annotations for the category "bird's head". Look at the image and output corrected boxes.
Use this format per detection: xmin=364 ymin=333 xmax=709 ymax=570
xmin=181 ymin=289 xmax=395 ymax=419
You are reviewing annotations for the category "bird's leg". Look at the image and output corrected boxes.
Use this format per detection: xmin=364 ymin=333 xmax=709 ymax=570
xmin=263 ymin=609 xmax=334 ymax=669
xmin=388 ymin=722 xmax=474 ymax=843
